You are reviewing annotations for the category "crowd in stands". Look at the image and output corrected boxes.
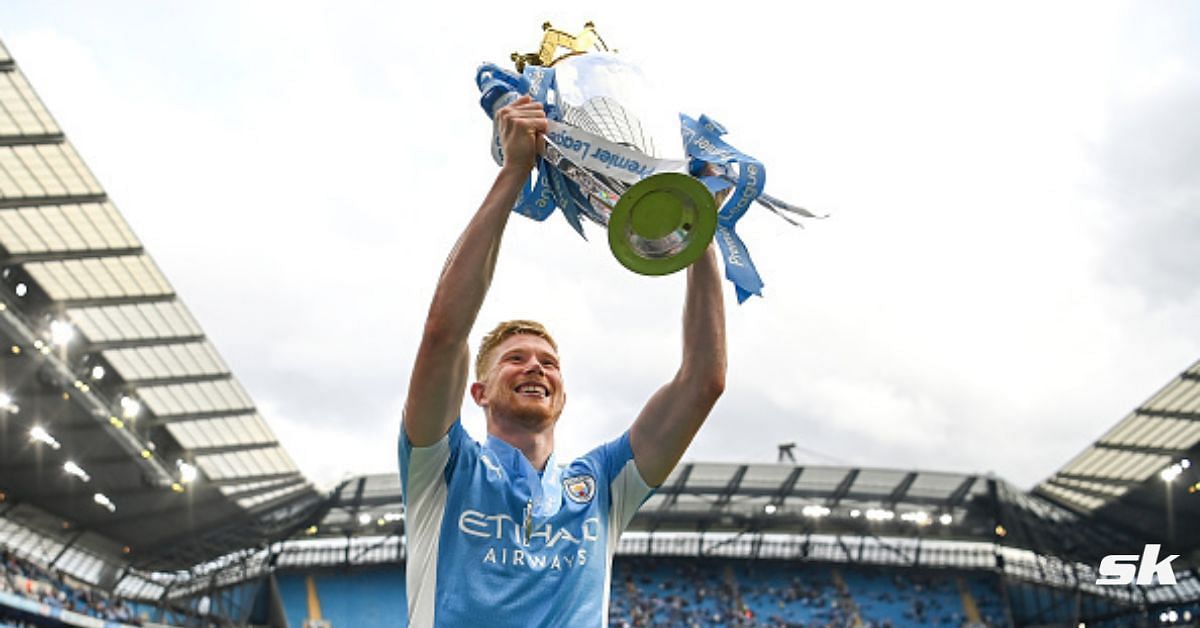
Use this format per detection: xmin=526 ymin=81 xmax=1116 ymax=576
xmin=608 ymin=557 xmax=1008 ymax=627
xmin=0 ymin=548 xmax=139 ymax=626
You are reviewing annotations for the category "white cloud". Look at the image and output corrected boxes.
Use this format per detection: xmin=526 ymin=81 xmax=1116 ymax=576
xmin=4 ymin=1 xmax=1198 ymax=493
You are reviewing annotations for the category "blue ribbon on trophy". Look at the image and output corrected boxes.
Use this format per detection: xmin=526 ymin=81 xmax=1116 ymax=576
xmin=475 ymin=22 xmax=821 ymax=303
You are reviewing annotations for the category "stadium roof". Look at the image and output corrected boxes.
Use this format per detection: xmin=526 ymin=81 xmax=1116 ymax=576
xmin=1035 ymin=359 xmax=1200 ymax=553
xmin=307 ymin=461 xmax=1149 ymax=567
xmin=0 ymin=39 xmax=320 ymax=574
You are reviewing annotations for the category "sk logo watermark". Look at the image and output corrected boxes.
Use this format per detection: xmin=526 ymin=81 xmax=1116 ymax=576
xmin=1095 ymin=544 xmax=1179 ymax=585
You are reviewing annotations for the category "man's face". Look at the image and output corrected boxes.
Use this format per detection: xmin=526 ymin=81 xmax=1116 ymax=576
xmin=476 ymin=334 xmax=566 ymax=427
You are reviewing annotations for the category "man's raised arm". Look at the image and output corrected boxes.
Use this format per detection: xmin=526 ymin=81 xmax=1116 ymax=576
xmin=629 ymin=244 xmax=727 ymax=486
xmin=403 ymin=95 xmax=547 ymax=446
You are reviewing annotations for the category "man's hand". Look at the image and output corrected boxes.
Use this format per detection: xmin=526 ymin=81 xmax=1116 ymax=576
xmin=495 ymin=94 xmax=547 ymax=173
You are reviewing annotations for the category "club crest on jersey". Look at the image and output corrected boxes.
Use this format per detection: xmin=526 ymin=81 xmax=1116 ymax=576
xmin=563 ymin=474 xmax=596 ymax=504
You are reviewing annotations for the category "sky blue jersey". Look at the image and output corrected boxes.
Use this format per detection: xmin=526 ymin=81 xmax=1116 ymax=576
xmin=398 ymin=420 xmax=654 ymax=627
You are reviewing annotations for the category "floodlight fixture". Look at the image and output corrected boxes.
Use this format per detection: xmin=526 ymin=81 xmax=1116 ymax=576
xmin=14 ymin=282 xmax=27 ymax=297
xmin=93 ymin=493 xmax=116 ymax=513
xmin=176 ymin=460 xmax=198 ymax=484
xmin=64 ymin=461 xmax=91 ymax=482
xmin=1161 ymin=464 xmax=1183 ymax=482
xmin=801 ymin=505 xmax=831 ymax=518
xmin=900 ymin=511 xmax=931 ymax=525
xmin=383 ymin=512 xmax=404 ymax=522
xmin=849 ymin=509 xmax=861 ymax=518
xmin=763 ymin=504 xmax=777 ymax=515
xmin=30 ymin=426 xmax=61 ymax=449
xmin=0 ymin=392 xmax=16 ymax=414
xmin=939 ymin=513 xmax=953 ymax=525
xmin=49 ymin=320 xmax=75 ymax=346
xmin=865 ymin=508 xmax=894 ymax=521
xmin=1182 ymin=459 xmax=1192 ymax=470
xmin=120 ymin=396 xmax=141 ymax=419
xmin=358 ymin=513 xmax=372 ymax=526
xmin=91 ymin=365 xmax=106 ymax=380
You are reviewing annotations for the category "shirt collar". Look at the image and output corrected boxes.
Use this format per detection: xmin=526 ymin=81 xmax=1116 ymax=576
xmin=485 ymin=433 xmax=562 ymax=516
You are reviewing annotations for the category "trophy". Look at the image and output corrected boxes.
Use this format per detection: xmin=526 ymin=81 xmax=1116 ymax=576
xmin=476 ymin=23 xmax=819 ymax=302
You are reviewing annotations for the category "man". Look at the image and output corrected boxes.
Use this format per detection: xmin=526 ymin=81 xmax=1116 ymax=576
xmin=399 ymin=94 xmax=726 ymax=626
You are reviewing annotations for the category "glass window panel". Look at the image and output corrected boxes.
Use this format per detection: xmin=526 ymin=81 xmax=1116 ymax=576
xmin=76 ymin=258 xmax=114 ymax=299
xmin=140 ymin=302 xmax=180 ymax=337
xmin=99 ymin=201 xmax=139 ymax=247
xmin=0 ymin=75 xmax=25 ymax=134
xmin=247 ymin=414 xmax=272 ymax=442
xmin=17 ymin=145 xmax=66 ymax=196
xmin=138 ymin=347 xmax=167 ymax=379
xmin=141 ymin=256 xmax=172 ymax=294
xmin=100 ymin=256 xmax=137 ymax=296
xmin=12 ymin=72 xmax=58 ymax=132
xmin=117 ymin=304 xmax=153 ymax=338
xmin=26 ymin=261 xmax=68 ymax=299
xmin=16 ymin=207 xmax=59 ymax=249
xmin=175 ymin=383 xmax=206 ymax=413
xmin=0 ymin=148 xmax=45 ymax=196
xmin=41 ymin=205 xmax=89 ymax=249
xmin=147 ymin=345 xmax=181 ymax=375
xmin=0 ymin=159 xmax=20 ymax=197
xmin=86 ymin=308 xmax=122 ymax=341
xmin=38 ymin=143 xmax=95 ymax=195
xmin=0 ymin=209 xmax=40 ymax=252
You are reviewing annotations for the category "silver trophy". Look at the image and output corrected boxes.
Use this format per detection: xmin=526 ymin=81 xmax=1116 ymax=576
xmin=476 ymin=23 xmax=818 ymax=296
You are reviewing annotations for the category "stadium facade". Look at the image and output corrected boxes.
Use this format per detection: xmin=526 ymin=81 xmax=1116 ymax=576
xmin=0 ymin=37 xmax=1198 ymax=627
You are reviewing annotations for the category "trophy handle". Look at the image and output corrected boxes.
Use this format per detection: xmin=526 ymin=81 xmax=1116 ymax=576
xmin=607 ymin=173 xmax=718 ymax=276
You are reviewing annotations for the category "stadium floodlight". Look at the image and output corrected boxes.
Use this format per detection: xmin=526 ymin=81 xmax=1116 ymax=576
xmin=1161 ymin=464 xmax=1183 ymax=482
xmin=801 ymin=505 xmax=830 ymax=518
xmin=93 ymin=493 xmax=116 ymax=513
xmin=383 ymin=512 xmax=404 ymax=522
xmin=120 ymin=396 xmax=141 ymax=419
xmin=49 ymin=319 xmax=75 ymax=346
xmin=64 ymin=461 xmax=91 ymax=482
xmin=1182 ymin=459 xmax=1192 ymax=470
xmin=1168 ymin=610 xmax=1178 ymax=622
xmin=0 ymin=392 xmax=16 ymax=414
xmin=849 ymin=509 xmax=861 ymax=518
xmin=177 ymin=460 xmax=198 ymax=484
xmin=91 ymin=365 xmax=106 ymax=380
xmin=939 ymin=513 xmax=953 ymax=525
xmin=30 ymin=426 xmax=61 ymax=449
xmin=900 ymin=511 xmax=931 ymax=525
xmin=763 ymin=504 xmax=777 ymax=515
xmin=865 ymin=508 xmax=895 ymax=521
xmin=358 ymin=513 xmax=372 ymax=526
xmin=15 ymin=282 xmax=27 ymax=297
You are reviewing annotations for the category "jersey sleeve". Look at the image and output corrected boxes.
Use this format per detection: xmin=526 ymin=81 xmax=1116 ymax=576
xmin=398 ymin=418 xmax=470 ymax=505
xmin=590 ymin=430 xmax=655 ymax=533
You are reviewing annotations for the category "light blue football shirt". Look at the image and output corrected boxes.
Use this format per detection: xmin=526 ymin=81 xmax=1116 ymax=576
xmin=398 ymin=419 xmax=654 ymax=627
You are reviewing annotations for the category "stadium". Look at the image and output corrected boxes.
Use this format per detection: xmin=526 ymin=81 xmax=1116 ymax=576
xmin=1 ymin=22 xmax=1200 ymax=628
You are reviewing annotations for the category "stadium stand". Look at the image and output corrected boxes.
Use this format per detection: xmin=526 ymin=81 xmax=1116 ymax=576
xmin=2 ymin=33 xmax=1200 ymax=628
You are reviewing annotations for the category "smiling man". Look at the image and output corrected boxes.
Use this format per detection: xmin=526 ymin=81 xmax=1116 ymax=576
xmin=399 ymin=94 xmax=726 ymax=627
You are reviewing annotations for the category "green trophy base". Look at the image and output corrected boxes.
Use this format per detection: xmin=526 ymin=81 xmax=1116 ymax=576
xmin=607 ymin=172 xmax=718 ymax=276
